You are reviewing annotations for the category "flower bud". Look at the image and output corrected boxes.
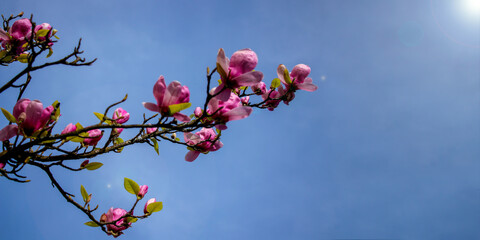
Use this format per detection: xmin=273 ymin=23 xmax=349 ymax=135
xmin=0 ymin=162 xmax=5 ymax=169
xmin=146 ymin=127 xmax=157 ymax=134
xmin=252 ymin=82 xmax=267 ymax=95
xmin=144 ymin=198 xmax=156 ymax=214
xmin=241 ymin=96 xmax=250 ymax=105
xmin=83 ymin=129 xmax=103 ymax=146
xmin=112 ymin=108 xmax=130 ymax=124
xmin=194 ymin=107 xmax=203 ymax=118
xmin=80 ymin=160 xmax=89 ymax=168
xmin=61 ymin=123 xmax=77 ymax=135
xmin=138 ymin=185 xmax=148 ymax=199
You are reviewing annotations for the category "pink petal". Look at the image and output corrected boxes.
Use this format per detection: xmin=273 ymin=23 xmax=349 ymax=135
xmin=173 ymin=112 xmax=191 ymax=122
xmin=215 ymin=124 xmax=228 ymax=130
xmin=24 ymin=100 xmax=44 ymax=131
xmin=13 ymin=99 xmax=30 ymax=120
xmin=216 ymin=48 xmax=229 ymax=78
xmin=231 ymin=71 xmax=263 ymax=88
xmin=185 ymin=150 xmax=200 ymax=162
xmin=142 ymin=102 xmax=160 ymax=112
xmin=153 ymin=76 xmax=167 ymax=106
xmin=0 ymin=124 xmax=18 ymax=141
xmin=164 ymin=81 xmax=189 ymax=106
xmin=211 ymin=85 xmax=232 ymax=102
xmin=223 ymin=106 xmax=252 ymax=121
xmin=0 ymin=29 xmax=8 ymax=41
xmin=297 ymin=78 xmax=318 ymax=92
xmin=277 ymin=64 xmax=288 ymax=85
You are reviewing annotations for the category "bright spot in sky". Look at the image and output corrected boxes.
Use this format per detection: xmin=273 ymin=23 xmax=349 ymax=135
xmin=462 ymin=0 xmax=480 ymax=16
xmin=107 ymin=184 xmax=111 ymax=188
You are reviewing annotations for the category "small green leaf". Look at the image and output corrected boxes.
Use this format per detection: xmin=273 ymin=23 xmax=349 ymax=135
xmin=147 ymin=201 xmax=163 ymax=213
xmin=168 ymin=103 xmax=192 ymax=115
xmin=75 ymin=122 xmax=84 ymax=129
xmin=69 ymin=137 xmax=84 ymax=143
xmin=17 ymin=54 xmax=29 ymax=63
xmin=270 ymin=78 xmax=281 ymax=89
xmin=36 ymin=29 xmax=49 ymax=37
xmin=80 ymin=185 xmax=88 ymax=203
xmin=126 ymin=217 xmax=138 ymax=223
xmin=1 ymin=108 xmax=16 ymax=123
xmin=174 ymin=137 xmax=180 ymax=142
xmin=84 ymin=162 xmax=103 ymax=171
xmin=124 ymin=178 xmax=140 ymax=195
xmin=283 ymin=68 xmax=292 ymax=84
xmin=84 ymin=221 xmax=99 ymax=227
xmin=46 ymin=48 xmax=53 ymax=58
xmin=151 ymin=138 xmax=159 ymax=155
xmin=115 ymin=138 xmax=124 ymax=153
xmin=93 ymin=112 xmax=105 ymax=122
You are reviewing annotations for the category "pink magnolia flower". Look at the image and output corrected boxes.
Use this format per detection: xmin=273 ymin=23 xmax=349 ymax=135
xmin=112 ymin=107 xmax=130 ymax=124
xmin=252 ymin=81 xmax=267 ymax=95
xmin=61 ymin=123 xmax=77 ymax=135
xmin=241 ymin=96 xmax=250 ymax=105
xmin=0 ymin=99 xmax=57 ymax=141
xmin=138 ymin=185 xmax=148 ymax=199
xmin=10 ymin=19 xmax=32 ymax=42
xmin=207 ymin=93 xmax=252 ymax=130
xmin=83 ymin=129 xmax=103 ymax=146
xmin=214 ymin=48 xmax=263 ymax=101
xmin=277 ymin=64 xmax=318 ymax=92
xmin=144 ymin=198 xmax=156 ymax=214
xmin=0 ymin=162 xmax=5 ymax=169
xmin=104 ymin=207 xmax=130 ymax=237
xmin=34 ymin=23 xmax=52 ymax=42
xmin=0 ymin=19 xmax=32 ymax=54
xmin=143 ymin=75 xmax=191 ymax=122
xmin=184 ymin=128 xmax=223 ymax=162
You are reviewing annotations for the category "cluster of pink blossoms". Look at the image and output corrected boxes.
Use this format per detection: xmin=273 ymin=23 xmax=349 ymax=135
xmin=0 ymin=17 xmax=55 ymax=63
xmin=100 ymin=185 xmax=157 ymax=238
xmin=140 ymin=48 xmax=317 ymax=162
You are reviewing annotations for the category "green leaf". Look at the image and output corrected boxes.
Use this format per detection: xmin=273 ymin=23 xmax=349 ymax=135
xmin=1 ymin=108 xmax=16 ymax=123
xmin=46 ymin=48 xmax=53 ymax=58
xmin=147 ymin=202 xmax=163 ymax=213
xmin=124 ymin=177 xmax=140 ymax=195
xmin=75 ymin=122 xmax=84 ymax=129
xmin=80 ymin=185 xmax=88 ymax=203
xmin=126 ymin=217 xmax=138 ymax=223
xmin=174 ymin=137 xmax=180 ymax=142
xmin=167 ymin=102 xmax=191 ymax=115
xmin=151 ymin=138 xmax=159 ymax=155
xmin=36 ymin=29 xmax=50 ymax=37
xmin=115 ymin=138 xmax=124 ymax=153
xmin=69 ymin=137 xmax=84 ymax=143
xmin=283 ymin=68 xmax=292 ymax=84
xmin=84 ymin=221 xmax=99 ymax=227
xmin=270 ymin=78 xmax=281 ymax=89
xmin=84 ymin=162 xmax=103 ymax=171
xmin=93 ymin=112 xmax=105 ymax=122
xmin=17 ymin=53 xmax=29 ymax=63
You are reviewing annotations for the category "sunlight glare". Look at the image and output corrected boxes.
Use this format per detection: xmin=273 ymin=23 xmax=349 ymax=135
xmin=462 ymin=0 xmax=480 ymax=16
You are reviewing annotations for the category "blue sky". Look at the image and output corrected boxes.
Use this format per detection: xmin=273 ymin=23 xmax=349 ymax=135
xmin=1 ymin=0 xmax=479 ymax=239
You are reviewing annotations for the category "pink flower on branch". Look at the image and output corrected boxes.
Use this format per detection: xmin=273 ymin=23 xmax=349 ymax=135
xmin=112 ymin=107 xmax=130 ymax=124
xmin=0 ymin=99 xmax=54 ymax=138
xmin=184 ymin=128 xmax=223 ymax=162
xmin=207 ymin=93 xmax=252 ymax=130
xmin=83 ymin=129 xmax=103 ymax=146
xmin=144 ymin=198 xmax=156 ymax=214
xmin=103 ymin=207 xmax=130 ymax=238
xmin=61 ymin=123 xmax=77 ymax=135
xmin=277 ymin=64 xmax=318 ymax=92
xmin=214 ymin=48 xmax=263 ymax=101
xmin=138 ymin=185 xmax=148 ymax=199
xmin=143 ymin=75 xmax=191 ymax=122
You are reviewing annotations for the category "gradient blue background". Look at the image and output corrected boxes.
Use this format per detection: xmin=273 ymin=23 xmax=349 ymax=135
xmin=1 ymin=0 xmax=479 ymax=239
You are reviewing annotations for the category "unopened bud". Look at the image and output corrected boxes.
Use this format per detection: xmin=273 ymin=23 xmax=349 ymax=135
xmin=80 ymin=160 xmax=89 ymax=168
